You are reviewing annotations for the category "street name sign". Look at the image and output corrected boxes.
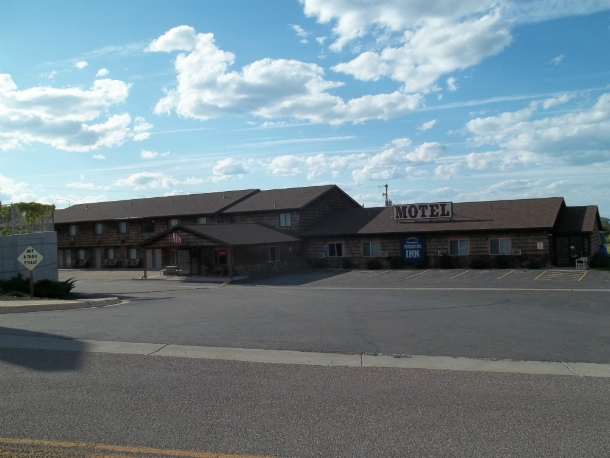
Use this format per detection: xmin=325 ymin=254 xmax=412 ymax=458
xmin=17 ymin=246 xmax=44 ymax=271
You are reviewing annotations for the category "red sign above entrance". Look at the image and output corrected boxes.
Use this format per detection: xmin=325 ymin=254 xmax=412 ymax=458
xmin=393 ymin=202 xmax=453 ymax=221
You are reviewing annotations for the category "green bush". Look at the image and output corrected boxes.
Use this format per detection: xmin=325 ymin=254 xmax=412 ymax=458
xmin=310 ymin=257 xmax=329 ymax=269
xmin=0 ymin=273 xmax=29 ymax=294
xmin=0 ymin=288 xmax=4 ymax=295
xmin=469 ymin=257 xmax=491 ymax=269
xmin=493 ymin=255 xmax=515 ymax=269
xmin=591 ymin=253 xmax=610 ymax=268
xmin=366 ymin=259 xmax=382 ymax=270
xmin=436 ymin=254 xmax=454 ymax=269
xmin=6 ymin=291 xmax=29 ymax=297
xmin=388 ymin=256 xmax=403 ymax=269
xmin=34 ymin=278 xmax=76 ymax=298
xmin=341 ymin=258 xmax=354 ymax=269
xmin=0 ymin=274 xmax=76 ymax=298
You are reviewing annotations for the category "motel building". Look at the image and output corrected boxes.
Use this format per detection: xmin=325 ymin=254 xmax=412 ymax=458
xmin=54 ymin=185 xmax=605 ymax=276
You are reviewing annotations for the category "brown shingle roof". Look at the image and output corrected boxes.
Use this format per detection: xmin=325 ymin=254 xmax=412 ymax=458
xmin=301 ymin=197 xmax=566 ymax=236
xmin=553 ymin=205 xmax=600 ymax=233
xmin=54 ymin=189 xmax=259 ymax=224
xmin=140 ymin=223 xmax=300 ymax=247
xmin=222 ymin=185 xmax=340 ymax=213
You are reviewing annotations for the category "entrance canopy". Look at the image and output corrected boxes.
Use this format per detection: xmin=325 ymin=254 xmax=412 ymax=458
xmin=138 ymin=223 xmax=301 ymax=278
xmin=138 ymin=223 xmax=300 ymax=249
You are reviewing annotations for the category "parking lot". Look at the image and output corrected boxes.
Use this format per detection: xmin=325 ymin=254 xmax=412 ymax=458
xmin=238 ymin=268 xmax=610 ymax=290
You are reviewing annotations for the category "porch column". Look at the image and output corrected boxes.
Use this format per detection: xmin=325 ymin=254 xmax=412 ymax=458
xmin=229 ymin=248 xmax=234 ymax=278
xmin=142 ymin=248 xmax=148 ymax=279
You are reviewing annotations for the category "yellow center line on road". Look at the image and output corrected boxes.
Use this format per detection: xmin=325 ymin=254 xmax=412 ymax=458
xmin=404 ymin=270 xmax=430 ymax=279
xmin=497 ymin=270 xmax=515 ymax=280
xmin=363 ymin=270 xmax=391 ymax=278
xmin=450 ymin=270 xmax=470 ymax=279
xmin=0 ymin=437 xmax=275 ymax=458
xmin=579 ymin=270 xmax=589 ymax=281
xmin=534 ymin=270 xmax=548 ymax=280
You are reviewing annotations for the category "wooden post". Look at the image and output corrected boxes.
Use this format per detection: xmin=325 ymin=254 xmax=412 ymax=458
xmin=29 ymin=271 xmax=34 ymax=298
xmin=143 ymin=249 xmax=148 ymax=279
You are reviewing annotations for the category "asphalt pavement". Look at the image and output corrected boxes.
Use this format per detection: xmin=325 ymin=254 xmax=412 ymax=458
xmin=1 ymin=348 xmax=609 ymax=458
xmin=1 ymin=270 xmax=609 ymax=363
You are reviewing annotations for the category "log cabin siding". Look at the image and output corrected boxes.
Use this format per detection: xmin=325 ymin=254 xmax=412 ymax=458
xmin=300 ymin=187 xmax=362 ymax=230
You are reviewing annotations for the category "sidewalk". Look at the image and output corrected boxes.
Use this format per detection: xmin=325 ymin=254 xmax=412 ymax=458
xmin=0 ymin=297 xmax=120 ymax=314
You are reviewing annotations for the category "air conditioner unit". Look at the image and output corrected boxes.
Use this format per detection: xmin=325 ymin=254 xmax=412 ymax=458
xmin=318 ymin=253 xmax=325 ymax=258
xmin=380 ymin=251 xmax=389 ymax=257
xmin=512 ymin=249 xmax=522 ymax=256
xmin=438 ymin=251 xmax=447 ymax=256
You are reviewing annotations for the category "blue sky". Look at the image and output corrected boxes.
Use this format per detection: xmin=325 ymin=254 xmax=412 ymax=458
xmin=1 ymin=0 xmax=610 ymax=215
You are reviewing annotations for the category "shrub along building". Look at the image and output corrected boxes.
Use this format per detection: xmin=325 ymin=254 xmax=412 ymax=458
xmin=54 ymin=185 xmax=605 ymax=275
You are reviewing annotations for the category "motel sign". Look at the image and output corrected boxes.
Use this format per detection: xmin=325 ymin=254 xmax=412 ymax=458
xmin=393 ymin=202 xmax=453 ymax=221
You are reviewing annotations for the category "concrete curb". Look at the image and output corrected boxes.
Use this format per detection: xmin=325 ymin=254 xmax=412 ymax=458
xmin=0 ymin=297 xmax=120 ymax=314
xmin=1 ymin=335 xmax=610 ymax=378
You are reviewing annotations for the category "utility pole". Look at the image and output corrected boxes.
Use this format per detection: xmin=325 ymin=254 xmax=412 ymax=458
xmin=382 ymin=184 xmax=390 ymax=207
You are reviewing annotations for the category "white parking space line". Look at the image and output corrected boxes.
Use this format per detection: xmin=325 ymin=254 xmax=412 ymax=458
xmin=497 ymin=270 xmax=515 ymax=280
xmin=363 ymin=270 xmax=391 ymax=278
xmin=450 ymin=270 xmax=471 ymax=279
xmin=404 ymin=270 xmax=430 ymax=279
xmin=535 ymin=270 xmax=587 ymax=281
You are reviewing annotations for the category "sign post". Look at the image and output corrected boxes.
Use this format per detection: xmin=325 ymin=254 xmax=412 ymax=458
xmin=17 ymin=246 xmax=44 ymax=297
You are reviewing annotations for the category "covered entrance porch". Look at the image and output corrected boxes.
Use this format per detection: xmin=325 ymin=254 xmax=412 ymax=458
xmin=138 ymin=223 xmax=302 ymax=279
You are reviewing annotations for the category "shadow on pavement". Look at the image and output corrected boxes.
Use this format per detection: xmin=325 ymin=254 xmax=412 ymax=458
xmin=234 ymin=269 xmax=349 ymax=286
xmin=0 ymin=326 xmax=84 ymax=372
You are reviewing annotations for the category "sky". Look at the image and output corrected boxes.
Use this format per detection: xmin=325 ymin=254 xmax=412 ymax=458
xmin=1 ymin=0 xmax=610 ymax=215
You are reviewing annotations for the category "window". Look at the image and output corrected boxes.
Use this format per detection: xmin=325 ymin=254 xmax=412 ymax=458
xmin=117 ymin=221 xmax=130 ymax=234
xmin=450 ymin=240 xmax=469 ymax=256
xmin=128 ymin=248 xmax=139 ymax=260
xmin=105 ymin=248 xmax=116 ymax=260
xmin=229 ymin=215 xmax=241 ymax=224
xmin=268 ymin=246 xmax=279 ymax=262
xmin=214 ymin=249 xmax=228 ymax=264
xmin=142 ymin=220 xmax=154 ymax=232
xmin=328 ymin=242 xmax=344 ymax=257
xmin=94 ymin=223 xmax=105 ymax=235
xmin=279 ymin=213 xmax=292 ymax=227
xmin=490 ymin=238 xmax=510 ymax=255
xmin=68 ymin=224 xmax=78 ymax=236
xmin=196 ymin=217 xmax=208 ymax=224
xmin=77 ymin=249 xmax=87 ymax=260
xmin=170 ymin=250 xmax=177 ymax=265
xmin=167 ymin=218 xmax=180 ymax=228
xmin=363 ymin=242 xmax=380 ymax=257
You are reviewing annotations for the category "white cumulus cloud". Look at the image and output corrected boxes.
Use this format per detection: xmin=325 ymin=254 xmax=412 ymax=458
xmin=75 ymin=61 xmax=88 ymax=69
xmin=418 ymin=119 xmax=437 ymax=131
xmin=465 ymin=93 xmax=610 ymax=166
xmin=115 ymin=172 xmax=179 ymax=189
xmin=211 ymin=158 xmax=250 ymax=182
xmin=0 ymin=74 xmax=150 ymax=152
xmin=140 ymin=150 xmax=158 ymax=159
xmin=96 ymin=68 xmax=109 ymax=77
xmin=92 ymin=154 xmax=106 ymax=160
xmin=147 ymin=26 xmax=422 ymax=125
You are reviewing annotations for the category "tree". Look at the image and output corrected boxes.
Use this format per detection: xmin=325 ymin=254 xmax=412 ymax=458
xmin=0 ymin=202 xmax=55 ymax=236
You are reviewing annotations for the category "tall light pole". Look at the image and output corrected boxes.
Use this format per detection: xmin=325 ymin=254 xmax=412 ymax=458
xmin=56 ymin=198 xmax=71 ymax=207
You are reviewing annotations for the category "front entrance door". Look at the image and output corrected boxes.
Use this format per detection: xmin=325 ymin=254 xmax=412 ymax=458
xmin=178 ymin=249 xmax=191 ymax=275
xmin=555 ymin=236 xmax=584 ymax=266
xmin=190 ymin=249 xmax=201 ymax=275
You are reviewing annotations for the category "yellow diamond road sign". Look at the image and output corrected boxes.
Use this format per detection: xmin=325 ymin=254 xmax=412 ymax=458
xmin=17 ymin=246 xmax=44 ymax=271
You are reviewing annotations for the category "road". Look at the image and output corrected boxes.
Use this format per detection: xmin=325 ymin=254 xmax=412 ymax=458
xmin=1 ymin=269 xmax=609 ymax=457
xmin=1 ymin=347 xmax=610 ymax=458
xmin=1 ymin=272 xmax=609 ymax=363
